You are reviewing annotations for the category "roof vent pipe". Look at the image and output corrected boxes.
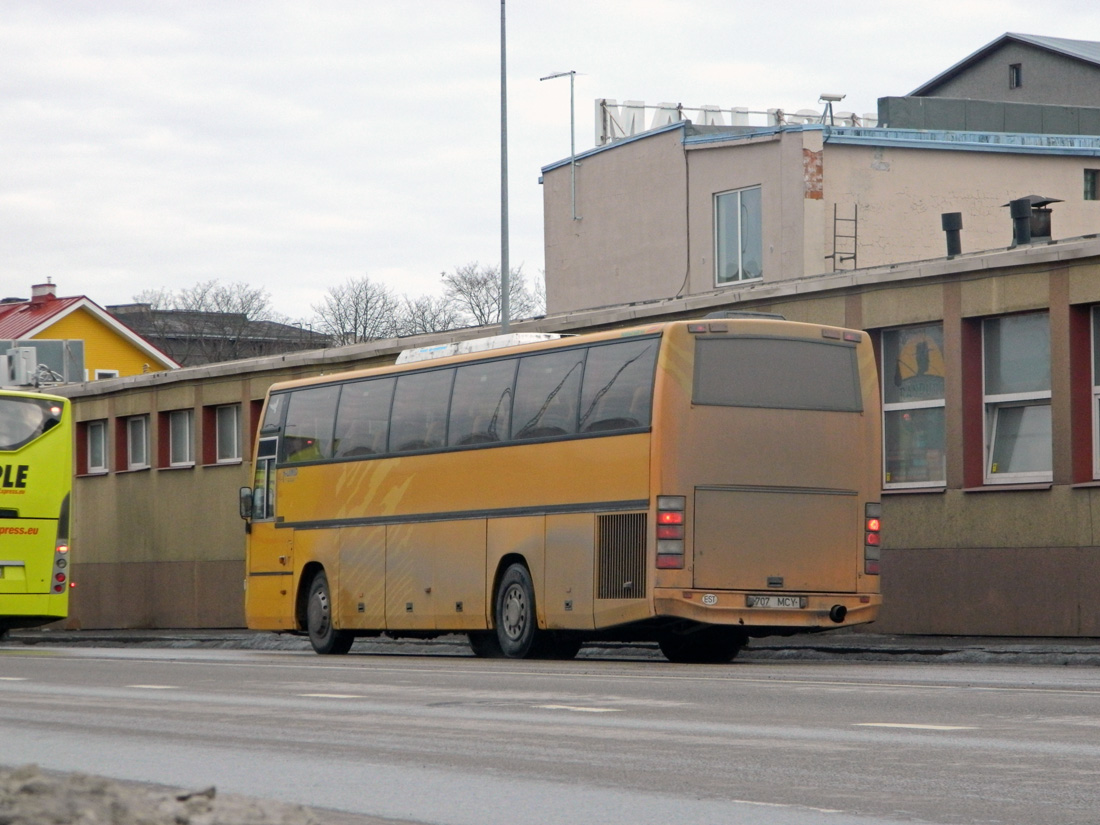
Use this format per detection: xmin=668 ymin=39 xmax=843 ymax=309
xmin=941 ymin=212 xmax=962 ymax=257
xmin=1009 ymin=198 xmax=1032 ymax=247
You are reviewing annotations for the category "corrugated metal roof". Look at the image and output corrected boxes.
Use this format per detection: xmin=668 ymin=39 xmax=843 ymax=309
xmin=910 ymin=33 xmax=1100 ymax=96
xmin=1014 ymin=33 xmax=1100 ymax=65
xmin=0 ymin=297 xmax=84 ymax=338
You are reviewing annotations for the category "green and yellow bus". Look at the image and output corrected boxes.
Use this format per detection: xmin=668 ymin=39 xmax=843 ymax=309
xmin=0 ymin=390 xmax=72 ymax=638
xmin=241 ymin=315 xmax=882 ymax=662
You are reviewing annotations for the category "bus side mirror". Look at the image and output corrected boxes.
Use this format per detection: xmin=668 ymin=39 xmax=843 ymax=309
xmin=239 ymin=487 xmax=253 ymax=520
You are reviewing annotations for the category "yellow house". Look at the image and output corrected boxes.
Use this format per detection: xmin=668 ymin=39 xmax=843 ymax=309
xmin=0 ymin=282 xmax=178 ymax=379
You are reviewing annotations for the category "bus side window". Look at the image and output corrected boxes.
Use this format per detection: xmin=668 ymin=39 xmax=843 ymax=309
xmin=513 ymin=349 xmax=585 ymax=440
xmin=334 ymin=377 xmax=395 ymax=458
xmin=390 ymin=369 xmax=455 ymax=452
xmin=448 ymin=359 xmax=517 ymax=446
xmin=281 ymin=386 xmax=341 ymax=463
xmin=579 ymin=339 xmax=658 ymax=433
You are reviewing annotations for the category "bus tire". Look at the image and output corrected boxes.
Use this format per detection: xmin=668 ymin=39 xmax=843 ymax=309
xmin=306 ymin=571 xmax=354 ymax=655
xmin=533 ymin=632 xmax=583 ymax=660
xmin=468 ymin=631 xmax=504 ymax=658
xmin=658 ymin=626 xmax=744 ymax=664
xmin=495 ymin=563 xmax=538 ymax=658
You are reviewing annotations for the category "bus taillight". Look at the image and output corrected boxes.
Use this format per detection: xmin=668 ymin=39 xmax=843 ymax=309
xmin=656 ymin=496 xmax=686 ymax=569
xmin=864 ymin=503 xmax=882 ymax=575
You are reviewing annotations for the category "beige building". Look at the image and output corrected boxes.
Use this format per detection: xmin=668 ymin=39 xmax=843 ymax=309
xmin=542 ymin=120 xmax=1100 ymax=315
xmin=54 ymin=235 xmax=1100 ymax=637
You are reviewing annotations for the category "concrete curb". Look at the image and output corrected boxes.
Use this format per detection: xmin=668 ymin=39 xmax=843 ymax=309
xmin=5 ymin=628 xmax=1100 ymax=666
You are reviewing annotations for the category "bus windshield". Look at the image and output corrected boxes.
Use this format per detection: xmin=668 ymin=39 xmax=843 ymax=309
xmin=0 ymin=396 xmax=64 ymax=451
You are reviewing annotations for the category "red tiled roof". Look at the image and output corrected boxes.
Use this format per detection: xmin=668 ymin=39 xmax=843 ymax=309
xmin=0 ymin=296 xmax=85 ymax=339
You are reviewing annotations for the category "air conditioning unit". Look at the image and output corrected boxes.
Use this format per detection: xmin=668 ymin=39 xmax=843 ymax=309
xmin=3 ymin=347 xmax=36 ymax=387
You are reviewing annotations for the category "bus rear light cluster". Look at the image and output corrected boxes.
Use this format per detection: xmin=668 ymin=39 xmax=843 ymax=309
xmin=51 ymin=536 xmax=70 ymax=595
xmin=656 ymin=495 xmax=686 ymax=569
xmin=864 ymin=502 xmax=882 ymax=575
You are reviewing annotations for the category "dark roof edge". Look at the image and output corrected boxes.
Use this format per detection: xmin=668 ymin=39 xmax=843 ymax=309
xmin=909 ymin=32 xmax=1100 ymax=97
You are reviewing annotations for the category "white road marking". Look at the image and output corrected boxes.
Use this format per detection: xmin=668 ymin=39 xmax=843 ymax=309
xmin=855 ymin=722 xmax=977 ymax=731
xmin=127 ymin=684 xmax=179 ymax=690
xmin=535 ymin=704 xmax=622 ymax=713
xmin=0 ymin=676 xmax=28 ymax=681
xmin=298 ymin=693 xmax=363 ymax=698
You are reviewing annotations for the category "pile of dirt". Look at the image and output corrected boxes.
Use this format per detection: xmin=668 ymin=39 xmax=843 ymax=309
xmin=0 ymin=765 xmax=320 ymax=825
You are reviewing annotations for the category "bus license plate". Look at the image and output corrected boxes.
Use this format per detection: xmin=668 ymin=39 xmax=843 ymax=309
xmin=746 ymin=595 xmax=807 ymax=609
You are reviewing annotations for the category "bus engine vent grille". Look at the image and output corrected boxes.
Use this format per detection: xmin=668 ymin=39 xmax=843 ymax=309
xmin=597 ymin=513 xmax=647 ymax=599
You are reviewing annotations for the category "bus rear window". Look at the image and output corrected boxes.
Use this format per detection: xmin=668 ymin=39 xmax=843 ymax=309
xmin=693 ymin=337 xmax=863 ymax=412
xmin=0 ymin=397 xmax=63 ymax=451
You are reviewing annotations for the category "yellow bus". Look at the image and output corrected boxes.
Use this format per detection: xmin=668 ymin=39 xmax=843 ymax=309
xmin=0 ymin=390 xmax=72 ymax=639
xmin=240 ymin=315 xmax=882 ymax=662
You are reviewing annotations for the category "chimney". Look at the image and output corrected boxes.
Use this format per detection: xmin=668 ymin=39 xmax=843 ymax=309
xmin=1004 ymin=195 xmax=1062 ymax=247
xmin=30 ymin=280 xmax=57 ymax=302
xmin=941 ymin=212 xmax=963 ymax=257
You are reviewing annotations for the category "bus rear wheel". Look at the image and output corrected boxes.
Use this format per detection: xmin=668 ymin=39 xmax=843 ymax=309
xmin=658 ymin=626 xmax=745 ymax=664
xmin=468 ymin=631 xmax=504 ymax=658
xmin=495 ymin=563 xmax=538 ymax=658
xmin=306 ymin=571 xmax=354 ymax=655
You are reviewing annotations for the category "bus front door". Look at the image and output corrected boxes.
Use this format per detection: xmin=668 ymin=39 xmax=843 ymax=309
xmin=244 ymin=438 xmax=296 ymax=629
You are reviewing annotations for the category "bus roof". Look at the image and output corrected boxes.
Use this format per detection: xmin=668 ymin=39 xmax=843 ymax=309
xmin=263 ymin=316 xmax=859 ymax=395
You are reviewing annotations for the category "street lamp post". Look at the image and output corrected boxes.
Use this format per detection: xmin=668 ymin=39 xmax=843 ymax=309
xmin=500 ymin=0 xmax=510 ymax=333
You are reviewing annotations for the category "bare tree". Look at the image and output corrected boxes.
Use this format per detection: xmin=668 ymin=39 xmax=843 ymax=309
xmin=311 ymin=275 xmax=400 ymax=345
xmin=441 ymin=262 xmax=544 ymax=327
xmin=114 ymin=280 xmax=311 ymax=366
xmin=395 ymin=294 xmax=464 ymax=336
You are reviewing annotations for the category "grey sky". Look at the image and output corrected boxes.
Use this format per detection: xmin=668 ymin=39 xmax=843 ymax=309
xmin=3 ymin=1 xmax=1100 ymax=320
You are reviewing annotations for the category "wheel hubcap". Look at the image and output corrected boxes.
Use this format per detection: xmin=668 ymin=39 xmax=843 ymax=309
xmin=501 ymin=585 xmax=527 ymax=641
xmin=309 ymin=589 xmax=331 ymax=636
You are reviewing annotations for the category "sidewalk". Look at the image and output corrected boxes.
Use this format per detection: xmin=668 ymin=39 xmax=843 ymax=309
xmin=5 ymin=627 xmax=1100 ymax=666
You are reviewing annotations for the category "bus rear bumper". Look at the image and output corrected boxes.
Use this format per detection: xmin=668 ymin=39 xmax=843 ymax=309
xmin=0 ymin=593 xmax=68 ymax=629
xmin=653 ymin=588 xmax=881 ymax=630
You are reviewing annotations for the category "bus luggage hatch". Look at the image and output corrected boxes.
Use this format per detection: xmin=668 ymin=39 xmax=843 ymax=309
xmin=692 ymin=487 xmax=859 ymax=593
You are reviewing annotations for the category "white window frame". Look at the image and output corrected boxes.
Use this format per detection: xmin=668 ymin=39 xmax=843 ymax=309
xmin=215 ymin=404 xmax=241 ymax=463
xmin=881 ymin=324 xmax=947 ymax=489
xmin=127 ymin=416 xmax=149 ymax=470
xmin=714 ymin=185 xmax=763 ymax=286
xmin=87 ymin=420 xmax=108 ymax=474
xmin=168 ymin=409 xmax=194 ymax=468
xmin=982 ymin=314 xmax=1052 ymax=484
xmin=94 ymin=369 xmax=120 ymax=380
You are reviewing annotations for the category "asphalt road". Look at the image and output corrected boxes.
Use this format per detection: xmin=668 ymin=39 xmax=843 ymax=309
xmin=2 ymin=644 xmax=1099 ymax=824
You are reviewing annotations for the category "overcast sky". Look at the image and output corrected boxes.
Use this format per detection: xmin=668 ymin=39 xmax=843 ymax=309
xmin=3 ymin=1 xmax=1100 ymax=321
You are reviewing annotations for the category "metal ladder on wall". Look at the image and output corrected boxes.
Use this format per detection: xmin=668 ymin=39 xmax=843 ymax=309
xmin=827 ymin=204 xmax=858 ymax=271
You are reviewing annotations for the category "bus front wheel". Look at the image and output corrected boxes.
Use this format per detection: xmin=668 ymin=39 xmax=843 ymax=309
xmin=306 ymin=571 xmax=354 ymax=655
xmin=495 ymin=563 xmax=538 ymax=658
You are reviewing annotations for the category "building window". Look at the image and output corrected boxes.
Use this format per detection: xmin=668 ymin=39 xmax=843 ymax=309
xmin=1009 ymin=63 xmax=1022 ymax=89
xmin=215 ymin=405 xmax=241 ymax=462
xmin=94 ymin=369 xmax=120 ymax=380
xmin=881 ymin=324 xmax=946 ymax=487
xmin=127 ymin=416 xmax=149 ymax=470
xmin=715 ymin=186 xmax=763 ymax=285
xmin=1085 ymin=170 xmax=1099 ymax=201
xmin=87 ymin=420 xmax=108 ymax=474
xmin=167 ymin=409 xmax=194 ymax=467
xmin=983 ymin=312 xmax=1051 ymax=483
